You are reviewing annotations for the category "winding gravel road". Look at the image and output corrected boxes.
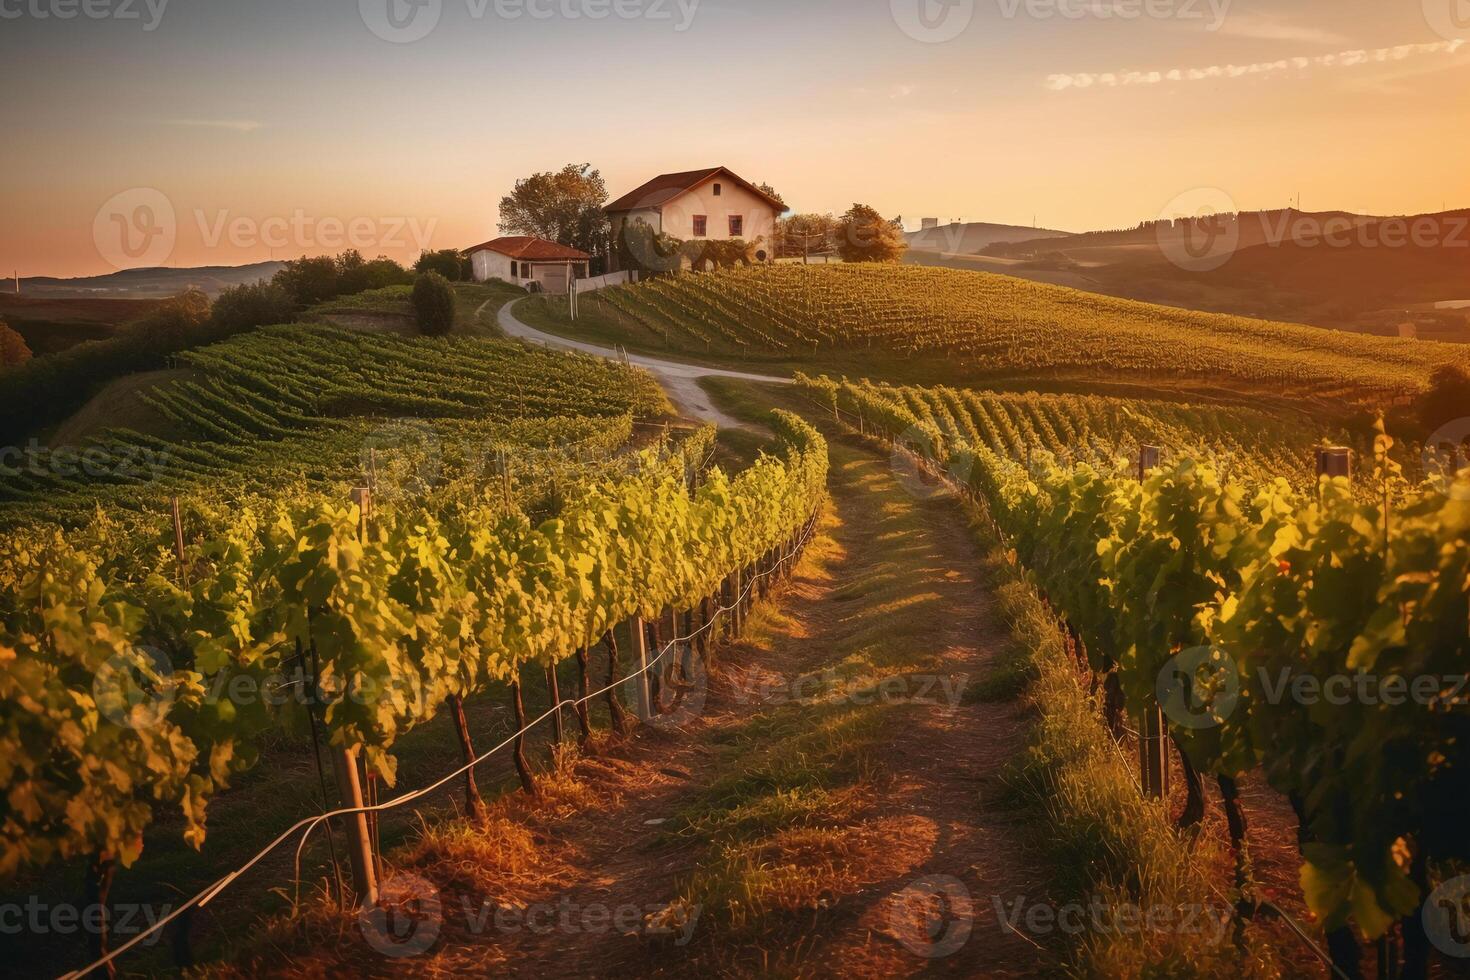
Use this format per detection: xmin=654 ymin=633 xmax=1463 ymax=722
xmin=494 ymin=299 xmax=790 ymax=429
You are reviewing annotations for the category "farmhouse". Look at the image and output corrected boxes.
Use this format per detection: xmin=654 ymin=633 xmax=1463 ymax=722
xmin=606 ymin=167 xmax=785 ymax=271
xmin=466 ymin=236 xmax=590 ymax=294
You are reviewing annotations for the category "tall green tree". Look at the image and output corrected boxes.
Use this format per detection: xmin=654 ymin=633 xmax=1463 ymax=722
xmin=835 ymin=203 xmax=908 ymax=263
xmin=498 ymin=163 xmax=609 ymax=256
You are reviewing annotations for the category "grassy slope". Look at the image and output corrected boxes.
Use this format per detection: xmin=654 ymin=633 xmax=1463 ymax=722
xmin=518 ymin=265 xmax=1470 ymax=417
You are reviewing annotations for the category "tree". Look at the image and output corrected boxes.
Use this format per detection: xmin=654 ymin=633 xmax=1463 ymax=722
xmin=756 ymin=182 xmax=788 ymax=211
xmin=415 ymin=249 xmax=465 ymax=282
xmin=272 ymin=255 xmax=339 ymax=306
xmin=498 ymin=163 xmax=610 ymax=256
xmin=412 ymin=272 xmax=456 ymax=336
xmin=778 ymin=213 xmax=837 ymax=262
xmin=835 ymin=203 xmax=908 ymax=263
xmin=362 ymin=257 xmax=413 ymax=290
xmin=210 ymin=281 xmax=296 ymax=336
xmin=0 ymin=321 xmax=32 ymax=367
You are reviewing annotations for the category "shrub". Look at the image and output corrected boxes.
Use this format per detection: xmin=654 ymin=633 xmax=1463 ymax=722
xmin=210 ymin=281 xmax=295 ymax=335
xmin=412 ymin=272 xmax=456 ymax=336
xmin=273 ymin=255 xmax=339 ymax=305
xmin=363 ymin=257 xmax=413 ymax=290
xmin=414 ymin=249 xmax=466 ymax=282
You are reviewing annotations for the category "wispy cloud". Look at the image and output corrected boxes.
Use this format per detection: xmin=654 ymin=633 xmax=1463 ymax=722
xmin=1046 ymin=39 xmax=1465 ymax=91
xmin=1213 ymin=13 xmax=1350 ymax=46
xmin=159 ymin=119 xmax=264 ymax=132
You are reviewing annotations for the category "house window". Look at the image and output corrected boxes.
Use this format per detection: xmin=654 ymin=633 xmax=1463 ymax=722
xmin=713 ymin=183 xmax=722 ymax=196
xmin=692 ymin=215 xmax=708 ymax=237
xmin=510 ymin=260 xmax=519 ymax=277
xmin=729 ymin=215 xmax=744 ymax=237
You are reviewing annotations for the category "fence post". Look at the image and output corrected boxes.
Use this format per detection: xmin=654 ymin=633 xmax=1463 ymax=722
xmin=1136 ymin=447 xmax=1169 ymax=800
xmin=170 ymin=496 xmax=190 ymax=589
xmin=627 ymin=616 xmax=653 ymax=721
xmin=1316 ymin=447 xmax=1352 ymax=480
xmin=330 ymin=746 xmax=379 ymax=907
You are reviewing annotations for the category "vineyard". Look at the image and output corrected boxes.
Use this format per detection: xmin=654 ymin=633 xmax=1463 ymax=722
xmin=797 ymin=373 xmax=1469 ymax=976
xmin=0 ymin=366 xmax=828 ymax=973
xmin=796 ymin=376 xmax=1352 ymax=490
xmin=573 ymin=265 xmax=1470 ymax=404
xmin=0 ymin=324 xmax=669 ymax=528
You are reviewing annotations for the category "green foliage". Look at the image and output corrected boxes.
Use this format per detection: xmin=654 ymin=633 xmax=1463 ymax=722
xmin=414 ymin=249 xmax=467 ymax=283
xmin=412 ymin=273 xmax=456 ymax=336
xmin=272 ymin=255 xmax=340 ymax=306
xmin=835 ymin=203 xmax=907 ymax=263
xmin=0 ymin=414 xmax=827 ymax=880
xmin=813 ymin=371 xmax=1470 ymax=944
xmin=210 ymin=281 xmax=295 ymax=334
xmin=614 ymin=218 xmax=684 ymax=278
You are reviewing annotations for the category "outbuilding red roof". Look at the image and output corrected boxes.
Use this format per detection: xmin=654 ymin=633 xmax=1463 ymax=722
xmin=605 ymin=167 xmax=786 ymax=214
xmin=464 ymin=236 xmax=590 ymax=261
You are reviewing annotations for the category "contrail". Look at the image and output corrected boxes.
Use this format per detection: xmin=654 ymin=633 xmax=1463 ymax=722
xmin=1046 ymin=38 xmax=1465 ymax=91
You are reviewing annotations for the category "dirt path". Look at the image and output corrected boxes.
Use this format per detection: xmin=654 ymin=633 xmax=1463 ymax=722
xmin=396 ymin=423 xmax=1050 ymax=978
xmin=492 ymin=299 xmax=790 ymax=429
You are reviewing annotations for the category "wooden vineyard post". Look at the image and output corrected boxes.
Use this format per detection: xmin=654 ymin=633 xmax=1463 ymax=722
xmin=1316 ymin=446 xmax=1352 ymax=481
xmin=331 ymin=486 xmax=380 ymax=907
xmin=545 ymin=664 xmax=565 ymax=744
xmin=350 ymin=487 xmax=372 ymax=540
xmin=731 ymin=567 xmax=744 ymax=637
xmin=627 ymin=616 xmax=654 ymax=721
xmin=1135 ymin=447 xmax=1170 ymax=800
xmin=330 ymin=746 xmax=379 ymax=908
xmin=170 ymin=496 xmax=190 ymax=589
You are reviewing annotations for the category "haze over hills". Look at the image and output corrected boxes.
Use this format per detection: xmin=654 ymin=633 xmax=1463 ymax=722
xmin=904 ymin=221 xmax=1072 ymax=254
xmin=905 ymin=207 xmax=1470 ymax=341
xmin=13 ymin=261 xmax=286 ymax=300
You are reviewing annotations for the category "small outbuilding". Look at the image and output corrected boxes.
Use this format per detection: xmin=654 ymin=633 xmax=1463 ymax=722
xmin=465 ymin=236 xmax=591 ymax=294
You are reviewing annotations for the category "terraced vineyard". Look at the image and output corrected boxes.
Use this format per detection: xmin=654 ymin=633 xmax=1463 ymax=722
xmin=578 ymin=264 xmax=1470 ymax=403
xmin=801 ymin=376 xmax=1350 ymax=489
xmin=0 ymin=325 xmax=670 ymax=527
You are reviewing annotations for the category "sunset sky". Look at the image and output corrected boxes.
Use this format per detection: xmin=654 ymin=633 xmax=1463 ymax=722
xmin=3 ymin=0 xmax=1468 ymax=278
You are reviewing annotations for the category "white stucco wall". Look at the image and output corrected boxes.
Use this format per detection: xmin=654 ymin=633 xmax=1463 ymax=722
xmin=659 ymin=177 xmax=778 ymax=249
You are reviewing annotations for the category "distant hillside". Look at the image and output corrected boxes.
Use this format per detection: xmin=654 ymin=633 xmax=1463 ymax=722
xmin=0 ymin=293 xmax=163 ymax=356
xmin=16 ymin=261 xmax=286 ymax=299
xmin=906 ymin=221 xmax=1072 ymax=254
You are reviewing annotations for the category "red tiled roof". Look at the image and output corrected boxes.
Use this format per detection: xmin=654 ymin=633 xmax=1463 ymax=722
xmin=605 ymin=167 xmax=785 ymax=213
xmin=464 ymin=236 xmax=591 ymax=261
